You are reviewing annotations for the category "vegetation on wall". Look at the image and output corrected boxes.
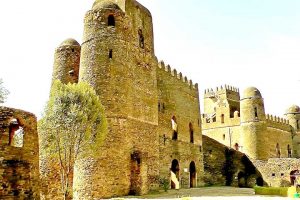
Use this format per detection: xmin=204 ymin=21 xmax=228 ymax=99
xmin=38 ymin=80 xmax=107 ymax=200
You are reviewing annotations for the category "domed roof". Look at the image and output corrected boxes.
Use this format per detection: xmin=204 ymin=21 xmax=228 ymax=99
xmin=92 ymin=0 xmax=120 ymax=10
xmin=286 ymin=105 xmax=300 ymax=114
xmin=59 ymin=38 xmax=80 ymax=47
xmin=242 ymin=87 xmax=262 ymax=99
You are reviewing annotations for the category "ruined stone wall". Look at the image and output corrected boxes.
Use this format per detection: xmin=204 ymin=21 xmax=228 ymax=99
xmin=156 ymin=61 xmax=204 ymax=188
xmin=0 ymin=106 xmax=39 ymax=199
xmin=203 ymin=135 xmax=262 ymax=187
xmin=253 ymin=158 xmax=300 ymax=187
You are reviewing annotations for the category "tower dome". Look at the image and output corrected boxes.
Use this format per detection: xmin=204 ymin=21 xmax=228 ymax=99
xmin=59 ymin=38 xmax=80 ymax=47
xmin=92 ymin=0 xmax=120 ymax=10
xmin=286 ymin=105 xmax=300 ymax=114
xmin=242 ymin=87 xmax=262 ymax=99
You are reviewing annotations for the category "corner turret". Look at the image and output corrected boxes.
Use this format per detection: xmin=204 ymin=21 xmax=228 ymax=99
xmin=52 ymin=38 xmax=81 ymax=84
xmin=285 ymin=105 xmax=300 ymax=131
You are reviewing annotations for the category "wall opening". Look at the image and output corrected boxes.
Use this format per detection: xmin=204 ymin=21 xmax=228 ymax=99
xmin=290 ymin=170 xmax=299 ymax=186
xmin=276 ymin=143 xmax=281 ymax=158
xmin=297 ymin=120 xmax=299 ymax=129
xmin=256 ymin=177 xmax=264 ymax=186
xmin=129 ymin=151 xmax=142 ymax=195
xmin=199 ymin=145 xmax=202 ymax=152
xmin=189 ymin=123 xmax=194 ymax=143
xmin=109 ymin=49 xmax=113 ymax=59
xmin=171 ymin=116 xmax=178 ymax=140
xmin=170 ymin=159 xmax=180 ymax=189
xmin=8 ymin=119 xmax=24 ymax=148
xmin=234 ymin=143 xmax=239 ymax=151
xmin=254 ymin=107 xmax=258 ymax=118
xmin=108 ymin=15 xmax=115 ymax=26
xmin=238 ymin=171 xmax=246 ymax=187
xmin=223 ymin=134 xmax=225 ymax=140
xmin=138 ymin=29 xmax=144 ymax=49
xmin=221 ymin=114 xmax=225 ymax=123
xmin=288 ymin=144 xmax=292 ymax=158
xmin=212 ymin=116 xmax=216 ymax=122
xmin=158 ymin=102 xmax=161 ymax=112
xmin=189 ymin=161 xmax=196 ymax=188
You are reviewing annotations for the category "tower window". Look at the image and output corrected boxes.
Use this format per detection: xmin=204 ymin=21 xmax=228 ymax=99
xmin=221 ymin=114 xmax=225 ymax=123
xmin=108 ymin=15 xmax=115 ymax=26
xmin=297 ymin=120 xmax=299 ymax=129
xmin=71 ymin=48 xmax=74 ymax=52
xmin=254 ymin=107 xmax=258 ymax=118
xmin=109 ymin=49 xmax=113 ymax=59
xmin=189 ymin=123 xmax=194 ymax=143
xmin=138 ymin=29 xmax=144 ymax=49
xmin=158 ymin=102 xmax=161 ymax=112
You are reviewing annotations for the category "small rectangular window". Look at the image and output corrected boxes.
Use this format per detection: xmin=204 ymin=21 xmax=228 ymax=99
xmin=109 ymin=49 xmax=113 ymax=59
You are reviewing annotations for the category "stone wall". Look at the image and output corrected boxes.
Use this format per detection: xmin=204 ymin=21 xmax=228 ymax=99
xmin=253 ymin=158 xmax=300 ymax=187
xmin=0 ymin=106 xmax=39 ymax=199
xmin=203 ymin=135 xmax=263 ymax=187
xmin=157 ymin=61 xmax=204 ymax=188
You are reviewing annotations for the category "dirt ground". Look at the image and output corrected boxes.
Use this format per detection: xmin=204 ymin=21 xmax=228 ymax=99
xmin=112 ymin=187 xmax=288 ymax=200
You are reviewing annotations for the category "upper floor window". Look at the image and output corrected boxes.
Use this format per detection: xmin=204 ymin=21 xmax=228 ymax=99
xmin=138 ymin=29 xmax=144 ymax=49
xmin=254 ymin=107 xmax=258 ymax=118
xmin=108 ymin=15 xmax=115 ymax=26
xmin=221 ymin=114 xmax=225 ymax=123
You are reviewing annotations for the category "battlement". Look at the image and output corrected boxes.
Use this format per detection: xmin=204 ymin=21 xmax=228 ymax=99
xmin=265 ymin=114 xmax=291 ymax=131
xmin=157 ymin=60 xmax=198 ymax=90
xmin=265 ymin=114 xmax=289 ymax=125
xmin=204 ymin=85 xmax=239 ymax=99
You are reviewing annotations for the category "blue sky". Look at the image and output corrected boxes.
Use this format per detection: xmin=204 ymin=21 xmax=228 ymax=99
xmin=0 ymin=0 xmax=299 ymax=118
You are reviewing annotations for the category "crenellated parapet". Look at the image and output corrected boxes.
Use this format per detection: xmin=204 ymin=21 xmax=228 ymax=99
xmin=204 ymin=84 xmax=240 ymax=100
xmin=265 ymin=114 xmax=291 ymax=131
xmin=157 ymin=60 xmax=198 ymax=90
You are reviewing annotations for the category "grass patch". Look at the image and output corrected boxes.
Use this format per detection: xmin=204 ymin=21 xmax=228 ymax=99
xmin=254 ymin=186 xmax=288 ymax=197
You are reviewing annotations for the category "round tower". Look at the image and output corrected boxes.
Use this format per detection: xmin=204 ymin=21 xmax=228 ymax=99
xmin=285 ymin=105 xmax=300 ymax=131
xmin=240 ymin=87 xmax=266 ymax=159
xmin=52 ymin=38 xmax=81 ymax=84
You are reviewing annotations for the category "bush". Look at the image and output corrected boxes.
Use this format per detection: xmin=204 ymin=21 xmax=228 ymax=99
xmin=159 ymin=177 xmax=170 ymax=192
xmin=254 ymin=186 xmax=288 ymax=197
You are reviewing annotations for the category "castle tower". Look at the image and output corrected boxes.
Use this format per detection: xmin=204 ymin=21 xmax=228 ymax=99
xmin=75 ymin=0 xmax=159 ymax=199
xmin=52 ymin=38 xmax=81 ymax=84
xmin=240 ymin=87 xmax=266 ymax=159
xmin=285 ymin=105 xmax=300 ymax=157
xmin=285 ymin=105 xmax=300 ymax=131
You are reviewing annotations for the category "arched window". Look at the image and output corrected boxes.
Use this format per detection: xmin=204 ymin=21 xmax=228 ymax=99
xmin=189 ymin=123 xmax=194 ymax=143
xmin=276 ymin=143 xmax=281 ymax=158
xmin=221 ymin=114 xmax=225 ymax=123
xmin=108 ymin=15 xmax=115 ymax=26
xmin=171 ymin=116 xmax=178 ymax=140
xmin=8 ymin=118 xmax=24 ymax=148
xmin=138 ymin=29 xmax=144 ymax=49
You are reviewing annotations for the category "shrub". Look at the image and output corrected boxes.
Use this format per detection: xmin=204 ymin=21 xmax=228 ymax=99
xmin=254 ymin=186 xmax=288 ymax=197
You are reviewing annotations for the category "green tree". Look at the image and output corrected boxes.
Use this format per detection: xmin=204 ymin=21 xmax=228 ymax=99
xmin=0 ymin=78 xmax=9 ymax=103
xmin=38 ymin=80 xmax=107 ymax=200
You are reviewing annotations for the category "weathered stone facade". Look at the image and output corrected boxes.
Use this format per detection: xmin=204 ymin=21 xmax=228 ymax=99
xmin=202 ymin=85 xmax=300 ymax=187
xmin=0 ymin=106 xmax=39 ymax=199
xmin=42 ymin=0 xmax=204 ymax=199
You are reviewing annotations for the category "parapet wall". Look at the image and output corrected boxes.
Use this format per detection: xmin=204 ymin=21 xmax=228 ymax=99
xmin=265 ymin=114 xmax=291 ymax=132
xmin=204 ymin=85 xmax=240 ymax=99
xmin=157 ymin=61 xmax=198 ymax=91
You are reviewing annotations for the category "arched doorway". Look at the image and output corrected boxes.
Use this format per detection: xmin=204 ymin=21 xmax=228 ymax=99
xmin=238 ymin=171 xmax=246 ymax=187
xmin=170 ymin=159 xmax=179 ymax=189
xmin=189 ymin=161 xmax=196 ymax=188
xmin=256 ymin=177 xmax=264 ymax=186
xmin=129 ymin=151 xmax=142 ymax=195
xmin=290 ymin=170 xmax=300 ymax=186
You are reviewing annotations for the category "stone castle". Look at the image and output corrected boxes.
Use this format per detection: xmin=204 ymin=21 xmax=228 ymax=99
xmin=0 ymin=0 xmax=299 ymax=199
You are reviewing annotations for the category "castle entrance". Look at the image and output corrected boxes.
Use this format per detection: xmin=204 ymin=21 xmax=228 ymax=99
xmin=170 ymin=159 xmax=180 ymax=189
xmin=129 ymin=151 xmax=142 ymax=195
xmin=189 ymin=161 xmax=196 ymax=188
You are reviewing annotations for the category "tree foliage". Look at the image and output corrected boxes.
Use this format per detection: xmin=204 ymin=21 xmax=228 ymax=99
xmin=0 ymin=78 xmax=9 ymax=103
xmin=38 ymin=80 xmax=107 ymax=199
